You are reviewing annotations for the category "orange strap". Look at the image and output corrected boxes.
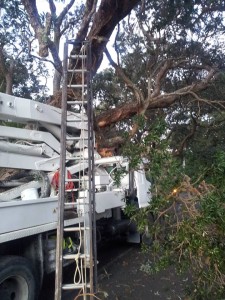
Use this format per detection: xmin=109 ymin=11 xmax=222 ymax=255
xmin=51 ymin=170 xmax=75 ymax=190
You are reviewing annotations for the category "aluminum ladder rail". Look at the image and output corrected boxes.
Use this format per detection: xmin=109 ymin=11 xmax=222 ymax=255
xmin=55 ymin=40 xmax=97 ymax=300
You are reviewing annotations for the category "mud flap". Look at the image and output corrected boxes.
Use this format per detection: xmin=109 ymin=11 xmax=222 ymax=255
xmin=126 ymin=232 xmax=141 ymax=243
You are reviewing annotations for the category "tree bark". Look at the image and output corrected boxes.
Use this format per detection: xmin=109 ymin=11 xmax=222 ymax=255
xmin=87 ymin=0 xmax=140 ymax=74
xmin=0 ymin=46 xmax=14 ymax=95
xmin=5 ymin=73 xmax=13 ymax=95
xmin=53 ymin=71 xmax=61 ymax=94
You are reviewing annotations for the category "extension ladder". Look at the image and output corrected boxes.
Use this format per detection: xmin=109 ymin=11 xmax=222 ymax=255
xmin=54 ymin=40 xmax=97 ymax=300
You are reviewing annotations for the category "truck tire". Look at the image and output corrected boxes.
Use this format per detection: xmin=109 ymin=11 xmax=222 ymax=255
xmin=0 ymin=256 xmax=36 ymax=300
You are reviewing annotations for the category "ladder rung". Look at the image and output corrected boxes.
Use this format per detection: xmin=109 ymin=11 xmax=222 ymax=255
xmin=63 ymin=253 xmax=90 ymax=260
xmin=66 ymin=136 xmax=88 ymax=141
xmin=64 ymin=227 xmax=90 ymax=232
xmin=66 ymin=156 xmax=88 ymax=161
xmin=67 ymin=40 xmax=84 ymax=45
xmin=68 ymin=84 xmax=87 ymax=88
xmin=64 ymin=202 xmax=89 ymax=206
xmin=64 ymin=202 xmax=78 ymax=206
xmin=69 ymin=55 xmax=87 ymax=59
xmin=65 ymin=178 xmax=80 ymax=182
xmin=64 ymin=202 xmax=79 ymax=206
xmin=62 ymin=283 xmax=90 ymax=290
xmin=65 ymin=188 xmax=79 ymax=192
xmin=66 ymin=119 xmax=87 ymax=124
xmin=67 ymin=101 xmax=87 ymax=104
xmin=68 ymin=69 xmax=88 ymax=73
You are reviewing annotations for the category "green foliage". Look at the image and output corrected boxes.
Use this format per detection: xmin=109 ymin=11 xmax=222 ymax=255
xmin=123 ymin=119 xmax=225 ymax=299
xmin=122 ymin=116 xmax=168 ymax=169
xmin=0 ymin=121 xmax=24 ymax=128
xmin=183 ymin=111 xmax=225 ymax=178
xmin=110 ymin=167 xmax=127 ymax=188
xmin=93 ymin=68 xmax=126 ymax=111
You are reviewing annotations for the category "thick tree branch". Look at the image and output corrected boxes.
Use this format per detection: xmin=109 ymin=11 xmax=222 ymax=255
xmin=0 ymin=46 xmax=7 ymax=74
xmin=21 ymin=0 xmax=62 ymax=73
xmin=75 ymin=0 xmax=97 ymax=42
xmin=48 ymin=0 xmax=56 ymax=15
xmin=151 ymin=59 xmax=173 ymax=97
xmin=96 ymin=68 xmax=219 ymax=128
xmin=45 ymin=13 xmax=52 ymax=36
xmin=21 ymin=0 xmax=46 ymax=55
xmin=86 ymin=0 xmax=140 ymax=74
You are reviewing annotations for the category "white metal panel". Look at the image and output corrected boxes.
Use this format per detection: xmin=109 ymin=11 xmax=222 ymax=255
xmin=0 ymin=141 xmax=55 ymax=158
xmin=0 ymin=198 xmax=58 ymax=234
xmin=134 ymin=170 xmax=151 ymax=208
xmin=0 ymin=152 xmax=60 ymax=171
xmin=0 ymin=93 xmax=87 ymax=130
xmin=0 ymin=126 xmax=61 ymax=154
xmin=95 ymin=190 xmax=125 ymax=213
xmin=0 ymin=217 xmax=84 ymax=243
xmin=67 ymin=161 xmax=89 ymax=174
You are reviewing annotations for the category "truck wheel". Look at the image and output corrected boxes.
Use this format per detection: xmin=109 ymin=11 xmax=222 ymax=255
xmin=0 ymin=256 xmax=36 ymax=300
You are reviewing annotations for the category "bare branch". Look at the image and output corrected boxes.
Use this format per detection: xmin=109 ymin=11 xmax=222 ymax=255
xmin=174 ymin=115 xmax=198 ymax=157
xmin=76 ymin=0 xmax=97 ymax=42
xmin=48 ymin=0 xmax=56 ymax=15
xmin=114 ymin=23 xmax=121 ymax=65
xmin=151 ymin=59 xmax=173 ymax=97
xmin=57 ymin=0 xmax=76 ymax=26
xmin=150 ymin=68 xmax=218 ymax=108
xmin=105 ymin=47 xmax=144 ymax=105
xmin=29 ymin=53 xmax=58 ymax=69
xmin=188 ymin=91 xmax=225 ymax=110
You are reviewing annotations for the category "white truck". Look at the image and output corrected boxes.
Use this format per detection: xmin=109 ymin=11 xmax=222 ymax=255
xmin=0 ymin=92 xmax=151 ymax=300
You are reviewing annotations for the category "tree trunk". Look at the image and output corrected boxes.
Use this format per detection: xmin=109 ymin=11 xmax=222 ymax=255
xmin=53 ymin=70 xmax=61 ymax=94
xmin=5 ymin=73 xmax=13 ymax=95
xmin=71 ymin=0 xmax=140 ymax=75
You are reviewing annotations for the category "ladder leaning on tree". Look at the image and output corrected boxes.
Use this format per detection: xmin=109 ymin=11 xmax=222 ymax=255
xmin=54 ymin=39 xmax=97 ymax=300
